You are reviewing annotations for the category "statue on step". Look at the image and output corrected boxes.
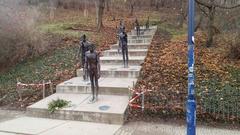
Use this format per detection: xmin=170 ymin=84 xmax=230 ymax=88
xmin=84 ymin=44 xmax=101 ymax=103
xmin=135 ymin=18 xmax=140 ymax=37
xmin=145 ymin=16 xmax=150 ymax=31
xmin=119 ymin=31 xmax=129 ymax=68
xmin=117 ymin=19 xmax=125 ymax=53
xmin=77 ymin=34 xmax=90 ymax=81
xmin=119 ymin=19 xmax=125 ymax=33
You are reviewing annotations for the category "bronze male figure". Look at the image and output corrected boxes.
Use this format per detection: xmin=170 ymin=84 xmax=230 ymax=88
xmin=145 ymin=16 xmax=150 ymax=31
xmin=77 ymin=34 xmax=90 ymax=81
xmin=119 ymin=31 xmax=128 ymax=68
xmin=84 ymin=44 xmax=101 ymax=103
xmin=135 ymin=18 xmax=140 ymax=37
xmin=117 ymin=20 xmax=125 ymax=53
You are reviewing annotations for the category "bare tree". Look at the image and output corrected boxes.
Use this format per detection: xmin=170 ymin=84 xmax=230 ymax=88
xmin=106 ymin=0 xmax=110 ymax=11
xmin=196 ymin=0 xmax=240 ymax=47
xmin=96 ymin=0 xmax=105 ymax=32
xmin=128 ymin=0 xmax=135 ymax=16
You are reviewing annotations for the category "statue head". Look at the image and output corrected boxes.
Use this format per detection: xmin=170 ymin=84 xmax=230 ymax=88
xmin=120 ymin=19 xmax=124 ymax=25
xmin=89 ymin=44 xmax=95 ymax=53
xmin=81 ymin=34 xmax=86 ymax=42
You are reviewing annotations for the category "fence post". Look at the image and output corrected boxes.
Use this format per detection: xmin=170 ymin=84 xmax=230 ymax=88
xmin=50 ymin=80 xmax=53 ymax=94
xmin=16 ymin=79 xmax=22 ymax=101
xmin=142 ymin=91 xmax=145 ymax=112
xmin=42 ymin=80 xmax=45 ymax=99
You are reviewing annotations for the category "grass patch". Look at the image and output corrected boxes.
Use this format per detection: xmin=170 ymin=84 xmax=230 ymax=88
xmin=38 ymin=16 xmax=95 ymax=38
xmin=0 ymin=45 xmax=78 ymax=104
xmin=150 ymin=19 xmax=187 ymax=41
xmin=38 ymin=22 xmax=92 ymax=38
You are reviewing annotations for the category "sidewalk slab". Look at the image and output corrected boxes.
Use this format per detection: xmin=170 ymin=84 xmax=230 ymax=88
xmin=40 ymin=121 xmax=120 ymax=135
xmin=0 ymin=117 xmax=121 ymax=135
xmin=0 ymin=117 xmax=66 ymax=135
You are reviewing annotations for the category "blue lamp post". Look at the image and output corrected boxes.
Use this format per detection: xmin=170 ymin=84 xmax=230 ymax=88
xmin=187 ymin=0 xmax=196 ymax=135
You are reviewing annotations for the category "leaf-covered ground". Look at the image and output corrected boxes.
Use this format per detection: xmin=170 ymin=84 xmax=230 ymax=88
xmin=130 ymin=26 xmax=240 ymax=124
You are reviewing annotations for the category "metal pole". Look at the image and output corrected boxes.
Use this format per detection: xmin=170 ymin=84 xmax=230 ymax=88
xmin=187 ymin=0 xmax=196 ymax=135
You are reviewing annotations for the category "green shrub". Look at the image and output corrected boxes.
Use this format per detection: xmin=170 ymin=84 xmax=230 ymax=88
xmin=48 ymin=98 xmax=71 ymax=113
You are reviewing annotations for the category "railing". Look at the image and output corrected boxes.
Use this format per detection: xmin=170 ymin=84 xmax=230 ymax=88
xmin=198 ymin=89 xmax=240 ymax=122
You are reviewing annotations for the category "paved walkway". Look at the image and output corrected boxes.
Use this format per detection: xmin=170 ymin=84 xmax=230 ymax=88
xmin=115 ymin=121 xmax=240 ymax=135
xmin=0 ymin=110 xmax=239 ymax=135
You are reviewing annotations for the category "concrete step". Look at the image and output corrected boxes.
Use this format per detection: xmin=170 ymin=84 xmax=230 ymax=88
xmin=56 ymin=77 xmax=136 ymax=95
xmin=139 ymin=25 xmax=158 ymax=30
xmin=102 ymin=49 xmax=148 ymax=57
xmin=27 ymin=93 xmax=129 ymax=124
xmin=128 ymin=34 xmax=153 ymax=39
xmin=100 ymin=56 xmax=145 ymax=65
xmin=111 ymin=43 xmax=149 ymax=50
xmin=126 ymin=38 xmax=152 ymax=44
xmin=77 ymin=65 xmax=141 ymax=78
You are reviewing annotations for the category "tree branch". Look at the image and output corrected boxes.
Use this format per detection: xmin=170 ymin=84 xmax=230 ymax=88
xmin=195 ymin=0 xmax=211 ymax=8
xmin=196 ymin=0 xmax=240 ymax=9
xmin=214 ymin=3 xmax=240 ymax=9
xmin=197 ymin=3 xmax=208 ymax=17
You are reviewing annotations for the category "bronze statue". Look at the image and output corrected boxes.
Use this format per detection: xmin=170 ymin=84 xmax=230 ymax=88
xmin=119 ymin=31 xmax=128 ymax=68
xmin=119 ymin=19 xmax=125 ymax=33
xmin=145 ymin=16 xmax=149 ymax=31
xmin=84 ymin=44 xmax=101 ymax=103
xmin=77 ymin=34 xmax=90 ymax=81
xmin=117 ymin=20 xmax=125 ymax=53
xmin=135 ymin=18 xmax=140 ymax=37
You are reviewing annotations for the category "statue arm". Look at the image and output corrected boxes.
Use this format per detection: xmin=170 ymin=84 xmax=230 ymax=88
xmin=126 ymin=34 xmax=128 ymax=44
xmin=77 ymin=42 xmax=82 ymax=59
xmin=84 ymin=53 xmax=88 ymax=69
xmin=97 ymin=53 xmax=101 ymax=79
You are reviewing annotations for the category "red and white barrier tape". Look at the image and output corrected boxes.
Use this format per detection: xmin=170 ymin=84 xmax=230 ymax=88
xmin=17 ymin=81 xmax=52 ymax=89
xmin=128 ymin=87 xmax=152 ymax=110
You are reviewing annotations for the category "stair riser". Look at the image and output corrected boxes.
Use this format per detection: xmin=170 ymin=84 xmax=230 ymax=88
xmin=128 ymin=35 xmax=153 ymax=39
xmin=127 ymin=39 xmax=151 ymax=44
xmin=102 ymin=51 xmax=147 ymax=57
xmin=130 ymin=30 xmax=155 ymax=35
xmin=100 ymin=60 xmax=144 ymax=65
xmin=111 ymin=45 xmax=148 ymax=50
xmin=56 ymin=85 xmax=130 ymax=95
xmin=77 ymin=70 xmax=140 ymax=78
xmin=27 ymin=108 xmax=125 ymax=124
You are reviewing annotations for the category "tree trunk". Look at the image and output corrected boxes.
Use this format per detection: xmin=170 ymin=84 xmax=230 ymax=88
xmin=84 ymin=0 xmax=88 ymax=17
xmin=97 ymin=0 xmax=105 ymax=32
xmin=177 ymin=0 xmax=184 ymax=28
xmin=49 ymin=0 xmax=56 ymax=20
xmin=130 ymin=3 xmax=134 ymax=16
xmin=206 ymin=6 xmax=215 ymax=47
xmin=106 ymin=0 xmax=110 ymax=11
xmin=194 ymin=13 xmax=203 ymax=32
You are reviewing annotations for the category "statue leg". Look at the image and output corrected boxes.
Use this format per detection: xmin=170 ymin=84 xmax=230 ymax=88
xmin=125 ymin=47 xmax=129 ymax=68
xmin=94 ymin=72 xmax=99 ymax=101
xmin=118 ymin=40 xmax=121 ymax=53
xmin=89 ymin=71 xmax=95 ymax=102
xmin=122 ymin=47 xmax=126 ymax=67
xmin=81 ymin=55 xmax=85 ymax=68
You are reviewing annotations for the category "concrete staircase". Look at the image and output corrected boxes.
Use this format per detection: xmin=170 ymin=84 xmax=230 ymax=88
xmin=26 ymin=26 xmax=157 ymax=129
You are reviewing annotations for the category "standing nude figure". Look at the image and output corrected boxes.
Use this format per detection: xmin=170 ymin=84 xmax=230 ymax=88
xmin=84 ymin=44 xmax=101 ymax=103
